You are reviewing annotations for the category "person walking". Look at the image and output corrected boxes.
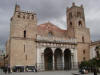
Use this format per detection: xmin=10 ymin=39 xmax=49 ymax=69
xmin=94 ymin=68 xmax=97 ymax=75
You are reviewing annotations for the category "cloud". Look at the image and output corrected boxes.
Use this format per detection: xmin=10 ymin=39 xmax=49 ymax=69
xmin=0 ymin=0 xmax=100 ymax=50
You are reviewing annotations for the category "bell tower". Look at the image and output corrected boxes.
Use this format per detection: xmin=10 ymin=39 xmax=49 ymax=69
xmin=67 ymin=3 xmax=86 ymax=29
xmin=9 ymin=4 xmax=37 ymax=68
xmin=67 ymin=3 xmax=91 ymax=63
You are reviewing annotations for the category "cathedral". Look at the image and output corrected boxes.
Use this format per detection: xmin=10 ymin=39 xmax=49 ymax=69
xmin=6 ymin=3 xmax=91 ymax=71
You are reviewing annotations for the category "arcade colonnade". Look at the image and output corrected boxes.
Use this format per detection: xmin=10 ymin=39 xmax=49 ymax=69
xmin=37 ymin=47 xmax=78 ymax=71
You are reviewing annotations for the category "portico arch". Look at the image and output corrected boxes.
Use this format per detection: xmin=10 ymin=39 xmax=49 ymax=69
xmin=44 ymin=48 xmax=53 ymax=70
xmin=54 ymin=48 xmax=62 ymax=70
xmin=64 ymin=49 xmax=71 ymax=70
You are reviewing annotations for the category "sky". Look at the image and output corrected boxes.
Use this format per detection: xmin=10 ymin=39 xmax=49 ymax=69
xmin=0 ymin=0 xmax=100 ymax=50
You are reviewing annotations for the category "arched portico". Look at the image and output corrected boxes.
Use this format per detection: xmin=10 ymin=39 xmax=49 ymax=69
xmin=64 ymin=49 xmax=71 ymax=70
xmin=42 ymin=47 xmax=75 ymax=71
xmin=44 ymin=48 xmax=53 ymax=70
xmin=54 ymin=48 xmax=62 ymax=70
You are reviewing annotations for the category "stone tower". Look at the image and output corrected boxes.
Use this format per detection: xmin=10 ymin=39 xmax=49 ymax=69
xmin=9 ymin=4 xmax=37 ymax=68
xmin=67 ymin=3 xmax=91 ymax=63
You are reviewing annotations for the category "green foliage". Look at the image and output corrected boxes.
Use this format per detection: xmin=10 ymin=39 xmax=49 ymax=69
xmin=80 ymin=58 xmax=100 ymax=68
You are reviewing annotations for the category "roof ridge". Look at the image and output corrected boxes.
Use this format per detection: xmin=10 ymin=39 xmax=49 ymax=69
xmin=38 ymin=22 xmax=66 ymax=31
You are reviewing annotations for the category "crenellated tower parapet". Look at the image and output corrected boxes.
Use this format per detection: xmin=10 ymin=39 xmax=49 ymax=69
xmin=10 ymin=4 xmax=37 ymax=38
xmin=11 ymin=4 xmax=37 ymax=24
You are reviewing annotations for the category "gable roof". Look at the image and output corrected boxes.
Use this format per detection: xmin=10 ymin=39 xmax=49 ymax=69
xmin=37 ymin=22 xmax=67 ymax=38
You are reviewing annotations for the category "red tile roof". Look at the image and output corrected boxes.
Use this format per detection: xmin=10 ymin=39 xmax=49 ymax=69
xmin=37 ymin=22 xmax=67 ymax=37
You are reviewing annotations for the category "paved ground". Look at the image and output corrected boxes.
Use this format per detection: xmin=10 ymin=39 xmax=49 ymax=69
xmin=0 ymin=69 xmax=99 ymax=75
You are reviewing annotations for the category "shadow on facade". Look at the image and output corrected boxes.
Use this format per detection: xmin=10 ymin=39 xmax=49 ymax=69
xmin=44 ymin=48 xmax=72 ymax=71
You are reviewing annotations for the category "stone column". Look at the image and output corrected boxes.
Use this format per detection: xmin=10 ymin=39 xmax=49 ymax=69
xmin=52 ymin=48 xmax=55 ymax=70
xmin=41 ymin=53 xmax=45 ymax=71
xmin=40 ymin=47 xmax=45 ymax=71
xmin=37 ymin=47 xmax=40 ymax=71
xmin=62 ymin=53 xmax=65 ymax=70
xmin=53 ymin=54 xmax=55 ymax=70
xmin=71 ymin=48 xmax=78 ymax=69
xmin=70 ymin=49 xmax=74 ymax=69
xmin=74 ymin=48 xmax=78 ymax=69
xmin=61 ymin=48 xmax=65 ymax=70
xmin=37 ymin=47 xmax=45 ymax=71
xmin=71 ymin=53 xmax=74 ymax=69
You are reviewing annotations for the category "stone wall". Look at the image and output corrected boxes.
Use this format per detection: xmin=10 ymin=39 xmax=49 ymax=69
xmin=8 ymin=4 xmax=37 ymax=68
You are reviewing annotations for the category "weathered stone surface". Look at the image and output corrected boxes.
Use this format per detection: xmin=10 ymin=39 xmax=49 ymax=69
xmin=6 ymin=3 xmax=91 ymax=70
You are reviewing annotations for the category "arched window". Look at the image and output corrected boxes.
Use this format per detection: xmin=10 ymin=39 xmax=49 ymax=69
xmin=48 ymin=31 xmax=53 ymax=37
xmin=79 ymin=21 xmax=82 ymax=26
xmin=24 ymin=30 xmax=26 ymax=38
xmin=95 ymin=46 xmax=100 ymax=58
xmin=18 ymin=15 xmax=20 ymax=18
xmin=96 ymin=51 xmax=99 ymax=57
xmin=83 ymin=50 xmax=85 ymax=54
xmin=23 ymin=15 xmax=25 ymax=19
xmin=17 ymin=12 xmax=20 ymax=18
xmin=77 ymin=12 xmax=81 ymax=17
xmin=32 ymin=15 xmax=34 ymax=20
xmin=27 ymin=15 xmax=30 ymax=19
xmin=69 ymin=12 xmax=72 ymax=19
xmin=70 ymin=22 xmax=72 ymax=27
xmin=82 ymin=36 xmax=84 ymax=42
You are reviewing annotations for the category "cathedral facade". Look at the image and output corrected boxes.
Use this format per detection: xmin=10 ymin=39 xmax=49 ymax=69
xmin=6 ymin=3 xmax=91 ymax=71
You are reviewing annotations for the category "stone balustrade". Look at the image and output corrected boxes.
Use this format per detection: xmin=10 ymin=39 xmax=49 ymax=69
xmin=36 ymin=35 xmax=77 ymax=44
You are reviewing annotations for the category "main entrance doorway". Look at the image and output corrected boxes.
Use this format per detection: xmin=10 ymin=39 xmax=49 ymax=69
xmin=44 ymin=48 xmax=53 ymax=70
xmin=64 ymin=49 xmax=71 ymax=70
xmin=54 ymin=48 xmax=62 ymax=70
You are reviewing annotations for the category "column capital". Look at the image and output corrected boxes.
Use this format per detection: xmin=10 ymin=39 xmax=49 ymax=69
xmin=41 ymin=47 xmax=46 ymax=53
xmin=70 ymin=48 xmax=75 ymax=54
xmin=51 ymin=48 xmax=56 ymax=50
xmin=51 ymin=48 xmax=56 ymax=53
xmin=61 ymin=48 xmax=65 ymax=53
xmin=41 ymin=53 xmax=44 ymax=56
